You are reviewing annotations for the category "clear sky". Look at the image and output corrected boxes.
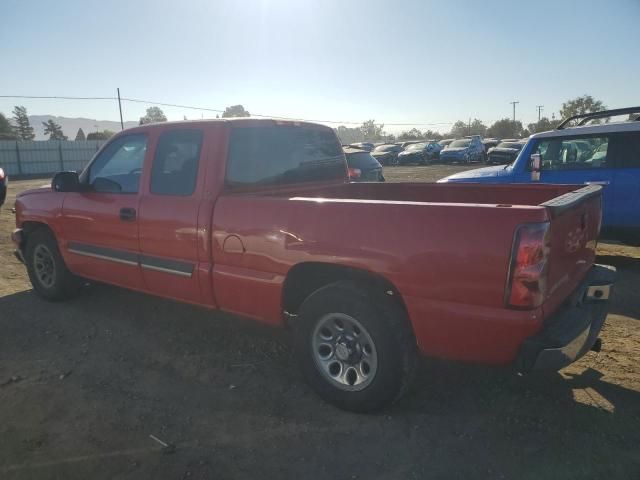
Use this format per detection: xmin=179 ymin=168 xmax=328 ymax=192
xmin=1 ymin=0 xmax=639 ymax=133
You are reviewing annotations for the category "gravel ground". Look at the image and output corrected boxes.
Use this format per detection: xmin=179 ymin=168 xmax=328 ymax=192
xmin=1 ymin=166 xmax=639 ymax=479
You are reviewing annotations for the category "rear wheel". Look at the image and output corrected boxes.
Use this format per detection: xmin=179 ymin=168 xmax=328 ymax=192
xmin=25 ymin=228 xmax=82 ymax=301
xmin=294 ymin=280 xmax=416 ymax=412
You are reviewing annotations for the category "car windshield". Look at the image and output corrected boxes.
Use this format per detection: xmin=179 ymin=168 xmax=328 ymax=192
xmin=497 ymin=142 xmax=522 ymax=149
xmin=406 ymin=143 xmax=426 ymax=151
xmin=374 ymin=145 xmax=398 ymax=152
xmin=449 ymin=139 xmax=471 ymax=148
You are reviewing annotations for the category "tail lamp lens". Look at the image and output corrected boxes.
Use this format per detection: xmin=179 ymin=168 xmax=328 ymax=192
xmin=506 ymin=222 xmax=550 ymax=308
xmin=348 ymin=167 xmax=362 ymax=179
xmin=0 ymin=168 xmax=5 ymax=180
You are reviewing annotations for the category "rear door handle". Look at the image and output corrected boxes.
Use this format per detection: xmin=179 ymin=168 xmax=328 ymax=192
xmin=119 ymin=207 xmax=136 ymax=221
xmin=584 ymin=181 xmax=610 ymax=186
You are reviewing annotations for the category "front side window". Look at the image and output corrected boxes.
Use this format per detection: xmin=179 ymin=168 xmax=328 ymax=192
xmin=87 ymin=134 xmax=147 ymax=193
xmin=533 ymin=135 xmax=609 ymax=170
xmin=151 ymin=129 xmax=203 ymax=196
xmin=226 ymin=126 xmax=344 ymax=186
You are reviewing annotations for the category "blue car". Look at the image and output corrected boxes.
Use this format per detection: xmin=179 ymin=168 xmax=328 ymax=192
xmin=439 ymin=107 xmax=640 ymax=245
xmin=439 ymin=136 xmax=485 ymax=164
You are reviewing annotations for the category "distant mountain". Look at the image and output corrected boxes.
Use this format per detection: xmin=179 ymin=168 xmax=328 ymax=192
xmin=28 ymin=115 xmax=138 ymax=140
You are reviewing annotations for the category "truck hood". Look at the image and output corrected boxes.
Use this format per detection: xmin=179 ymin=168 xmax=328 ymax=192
xmin=16 ymin=184 xmax=52 ymax=198
xmin=438 ymin=164 xmax=513 ymax=183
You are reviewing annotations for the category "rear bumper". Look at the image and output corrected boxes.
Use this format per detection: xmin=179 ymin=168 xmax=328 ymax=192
xmin=516 ymin=264 xmax=616 ymax=372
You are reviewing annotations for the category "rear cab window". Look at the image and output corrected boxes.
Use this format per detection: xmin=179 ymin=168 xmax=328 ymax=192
xmin=226 ymin=125 xmax=345 ymax=187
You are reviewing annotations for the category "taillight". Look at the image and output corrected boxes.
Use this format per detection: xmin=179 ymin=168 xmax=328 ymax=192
xmin=505 ymin=222 xmax=550 ymax=309
xmin=0 ymin=168 xmax=5 ymax=180
xmin=348 ymin=167 xmax=362 ymax=180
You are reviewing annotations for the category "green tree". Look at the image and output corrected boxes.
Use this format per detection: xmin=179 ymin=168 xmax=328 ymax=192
xmin=42 ymin=119 xmax=67 ymax=140
xmin=527 ymin=117 xmax=558 ymax=134
xmin=335 ymin=125 xmax=364 ymax=144
xmin=423 ymin=129 xmax=443 ymax=141
xmin=449 ymin=120 xmax=468 ymax=137
xmin=12 ymin=106 xmax=35 ymax=141
xmin=360 ymin=119 xmax=385 ymax=142
xmin=469 ymin=119 xmax=487 ymax=136
xmin=139 ymin=106 xmax=168 ymax=125
xmin=87 ymin=130 xmax=115 ymax=140
xmin=397 ymin=128 xmax=423 ymax=141
xmin=221 ymin=105 xmax=250 ymax=118
xmin=559 ymin=95 xmax=606 ymax=125
xmin=486 ymin=118 xmax=524 ymax=139
xmin=449 ymin=119 xmax=487 ymax=137
xmin=0 ymin=113 xmax=17 ymax=140
xmin=75 ymin=128 xmax=86 ymax=141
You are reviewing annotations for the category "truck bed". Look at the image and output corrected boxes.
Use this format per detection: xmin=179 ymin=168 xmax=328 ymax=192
xmin=214 ymin=181 xmax=602 ymax=364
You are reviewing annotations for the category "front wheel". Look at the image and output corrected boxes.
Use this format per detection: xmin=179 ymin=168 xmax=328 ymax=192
xmin=294 ymin=281 xmax=416 ymax=412
xmin=25 ymin=228 xmax=82 ymax=301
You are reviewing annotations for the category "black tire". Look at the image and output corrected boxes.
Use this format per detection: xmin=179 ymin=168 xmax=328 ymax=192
xmin=293 ymin=280 xmax=416 ymax=412
xmin=25 ymin=228 xmax=82 ymax=301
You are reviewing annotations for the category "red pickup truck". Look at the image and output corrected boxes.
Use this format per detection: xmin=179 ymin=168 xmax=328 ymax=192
xmin=12 ymin=119 xmax=615 ymax=412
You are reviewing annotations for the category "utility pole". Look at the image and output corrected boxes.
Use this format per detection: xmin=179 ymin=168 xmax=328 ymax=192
xmin=468 ymin=118 xmax=471 ymax=135
xmin=510 ymin=101 xmax=519 ymax=123
xmin=536 ymin=105 xmax=544 ymax=121
xmin=117 ymin=88 xmax=124 ymax=130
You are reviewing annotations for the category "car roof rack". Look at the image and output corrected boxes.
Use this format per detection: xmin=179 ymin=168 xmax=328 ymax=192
xmin=556 ymin=106 xmax=640 ymax=130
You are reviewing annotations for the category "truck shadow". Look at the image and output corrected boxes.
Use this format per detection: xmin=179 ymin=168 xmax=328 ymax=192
xmin=1 ymin=286 xmax=639 ymax=478
xmin=596 ymin=253 xmax=640 ymax=319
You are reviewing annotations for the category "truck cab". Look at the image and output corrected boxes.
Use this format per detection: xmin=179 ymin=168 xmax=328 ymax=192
xmin=440 ymin=107 xmax=640 ymax=244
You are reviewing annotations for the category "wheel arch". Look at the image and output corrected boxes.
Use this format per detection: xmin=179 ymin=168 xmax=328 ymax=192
xmin=281 ymin=261 xmax=410 ymax=322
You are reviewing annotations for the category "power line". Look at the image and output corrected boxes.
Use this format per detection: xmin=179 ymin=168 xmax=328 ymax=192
xmin=0 ymin=94 xmax=458 ymax=127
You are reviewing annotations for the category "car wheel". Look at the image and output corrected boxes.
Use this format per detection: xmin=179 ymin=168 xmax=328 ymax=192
xmin=25 ymin=228 xmax=82 ymax=301
xmin=294 ymin=280 xmax=416 ymax=412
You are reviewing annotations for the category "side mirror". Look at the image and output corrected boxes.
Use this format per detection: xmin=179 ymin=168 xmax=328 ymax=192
xmin=530 ymin=154 xmax=541 ymax=181
xmin=52 ymin=171 xmax=81 ymax=192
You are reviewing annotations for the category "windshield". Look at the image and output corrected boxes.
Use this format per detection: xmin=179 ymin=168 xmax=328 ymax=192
xmin=374 ymin=145 xmax=398 ymax=152
xmin=406 ymin=143 xmax=426 ymax=151
xmin=497 ymin=142 xmax=523 ymax=149
xmin=449 ymin=139 xmax=471 ymax=148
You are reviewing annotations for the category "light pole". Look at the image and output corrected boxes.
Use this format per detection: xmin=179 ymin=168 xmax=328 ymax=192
xmin=510 ymin=101 xmax=519 ymax=123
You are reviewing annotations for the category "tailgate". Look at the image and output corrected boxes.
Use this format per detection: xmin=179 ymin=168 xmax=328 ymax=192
xmin=541 ymin=185 xmax=603 ymax=316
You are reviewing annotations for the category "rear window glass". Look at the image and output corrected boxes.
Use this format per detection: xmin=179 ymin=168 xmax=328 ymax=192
xmin=226 ymin=126 xmax=345 ymax=186
xmin=346 ymin=152 xmax=380 ymax=168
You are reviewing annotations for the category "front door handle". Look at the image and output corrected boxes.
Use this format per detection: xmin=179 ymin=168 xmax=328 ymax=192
xmin=584 ymin=181 xmax=610 ymax=186
xmin=119 ymin=207 xmax=136 ymax=222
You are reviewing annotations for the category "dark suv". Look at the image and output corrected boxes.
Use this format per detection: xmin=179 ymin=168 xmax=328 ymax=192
xmin=344 ymin=147 xmax=385 ymax=181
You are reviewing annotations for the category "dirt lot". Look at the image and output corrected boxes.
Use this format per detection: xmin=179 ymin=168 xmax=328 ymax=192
xmin=1 ymin=167 xmax=639 ymax=479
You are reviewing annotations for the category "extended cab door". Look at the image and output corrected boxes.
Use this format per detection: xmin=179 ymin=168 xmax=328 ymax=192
xmin=521 ymin=134 xmax=616 ymax=226
xmin=137 ymin=127 xmax=208 ymax=304
xmin=61 ymin=133 xmax=148 ymax=289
